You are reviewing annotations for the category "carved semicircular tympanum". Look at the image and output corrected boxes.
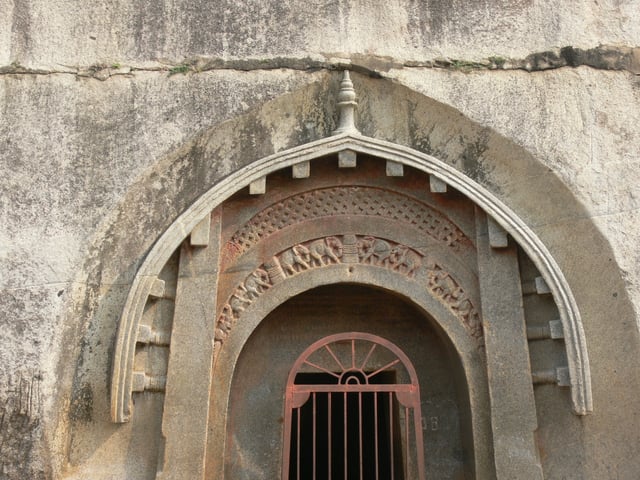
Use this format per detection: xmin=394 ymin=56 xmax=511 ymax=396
xmin=214 ymin=184 xmax=483 ymax=352
xmin=207 ymin=175 xmax=491 ymax=478
xmin=225 ymin=186 xmax=472 ymax=259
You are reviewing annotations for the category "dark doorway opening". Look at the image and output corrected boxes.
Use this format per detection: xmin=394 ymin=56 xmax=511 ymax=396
xmin=288 ymin=372 xmax=404 ymax=480
xmin=223 ymin=286 xmax=470 ymax=479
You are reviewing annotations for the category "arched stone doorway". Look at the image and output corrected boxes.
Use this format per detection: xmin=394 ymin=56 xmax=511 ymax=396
xmin=104 ymin=72 xmax=593 ymax=479
xmin=203 ymin=151 xmax=490 ymax=477
xmin=224 ymin=286 xmax=472 ymax=479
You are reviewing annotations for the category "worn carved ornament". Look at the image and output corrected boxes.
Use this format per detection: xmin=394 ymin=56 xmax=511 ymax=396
xmin=111 ymin=70 xmax=592 ymax=426
xmin=215 ymin=234 xmax=482 ymax=351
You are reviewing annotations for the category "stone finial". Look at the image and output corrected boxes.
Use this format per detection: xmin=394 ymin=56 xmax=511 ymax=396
xmin=332 ymin=70 xmax=360 ymax=135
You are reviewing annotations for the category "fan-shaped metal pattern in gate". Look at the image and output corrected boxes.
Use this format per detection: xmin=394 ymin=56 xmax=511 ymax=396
xmin=283 ymin=332 xmax=426 ymax=480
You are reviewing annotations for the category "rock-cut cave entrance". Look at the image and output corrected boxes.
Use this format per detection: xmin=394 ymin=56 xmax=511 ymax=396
xmin=224 ymin=284 xmax=473 ymax=479
xmin=283 ymin=332 xmax=422 ymax=480
xmin=109 ymin=76 xmax=593 ymax=480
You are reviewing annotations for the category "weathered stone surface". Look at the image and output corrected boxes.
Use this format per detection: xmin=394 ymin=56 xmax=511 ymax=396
xmin=1 ymin=2 xmax=639 ymax=479
xmin=2 ymin=1 xmax=640 ymax=68
xmin=392 ymin=67 xmax=640 ymax=326
xmin=0 ymin=70 xmax=320 ymax=479
xmin=476 ymin=211 xmax=543 ymax=478
xmin=157 ymin=212 xmax=220 ymax=480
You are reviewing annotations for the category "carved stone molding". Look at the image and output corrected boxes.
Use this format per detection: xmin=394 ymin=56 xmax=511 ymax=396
xmin=215 ymin=234 xmax=481 ymax=351
xmin=225 ymin=187 xmax=471 ymax=261
xmin=210 ymin=263 xmax=491 ymax=480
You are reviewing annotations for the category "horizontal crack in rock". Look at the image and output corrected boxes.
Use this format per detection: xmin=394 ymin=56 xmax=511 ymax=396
xmin=0 ymin=45 xmax=638 ymax=79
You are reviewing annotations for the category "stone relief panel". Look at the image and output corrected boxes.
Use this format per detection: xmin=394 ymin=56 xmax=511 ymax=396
xmin=214 ymin=234 xmax=481 ymax=351
xmin=224 ymin=187 xmax=472 ymax=262
xmin=427 ymin=265 xmax=482 ymax=339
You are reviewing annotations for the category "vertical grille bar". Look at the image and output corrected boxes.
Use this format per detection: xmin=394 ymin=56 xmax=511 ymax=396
xmin=358 ymin=392 xmax=363 ymax=480
xmin=344 ymin=391 xmax=348 ymax=480
xmin=328 ymin=393 xmax=332 ymax=480
xmin=312 ymin=392 xmax=316 ymax=480
xmin=374 ymin=392 xmax=379 ymax=480
xmin=296 ymin=408 xmax=302 ymax=480
xmin=297 ymin=408 xmax=301 ymax=480
xmin=389 ymin=392 xmax=395 ymax=480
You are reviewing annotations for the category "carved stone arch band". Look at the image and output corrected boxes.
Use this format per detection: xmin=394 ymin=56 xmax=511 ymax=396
xmin=111 ymin=133 xmax=592 ymax=422
xmin=214 ymin=234 xmax=483 ymax=353
xmin=208 ymin=263 xmax=490 ymax=478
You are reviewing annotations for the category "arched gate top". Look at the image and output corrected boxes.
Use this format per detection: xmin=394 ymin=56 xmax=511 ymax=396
xmin=283 ymin=332 xmax=426 ymax=480
xmin=287 ymin=331 xmax=420 ymax=391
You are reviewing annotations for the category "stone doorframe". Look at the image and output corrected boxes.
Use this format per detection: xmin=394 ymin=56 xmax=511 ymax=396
xmin=109 ymin=132 xmax=593 ymax=479
xmin=208 ymin=266 xmax=489 ymax=479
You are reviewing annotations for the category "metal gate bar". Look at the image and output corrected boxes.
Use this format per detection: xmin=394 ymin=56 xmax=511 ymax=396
xmin=389 ymin=392 xmax=395 ymax=480
xmin=358 ymin=392 xmax=363 ymax=480
xmin=328 ymin=393 xmax=332 ymax=480
xmin=374 ymin=392 xmax=379 ymax=480
xmin=283 ymin=332 xmax=426 ymax=480
xmin=343 ymin=391 xmax=347 ymax=480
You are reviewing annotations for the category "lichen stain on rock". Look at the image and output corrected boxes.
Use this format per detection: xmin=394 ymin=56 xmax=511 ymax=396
xmin=519 ymin=46 xmax=640 ymax=74
xmin=69 ymin=382 xmax=93 ymax=425
xmin=406 ymin=101 xmax=451 ymax=163
xmin=0 ymin=372 xmax=47 ymax=480
xmin=459 ymin=129 xmax=493 ymax=187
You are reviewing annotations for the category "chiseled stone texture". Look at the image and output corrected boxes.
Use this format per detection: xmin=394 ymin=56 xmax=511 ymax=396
xmin=1 ymin=1 xmax=639 ymax=479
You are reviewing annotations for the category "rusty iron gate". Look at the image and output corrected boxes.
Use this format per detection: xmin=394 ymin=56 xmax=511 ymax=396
xmin=283 ymin=332 xmax=426 ymax=480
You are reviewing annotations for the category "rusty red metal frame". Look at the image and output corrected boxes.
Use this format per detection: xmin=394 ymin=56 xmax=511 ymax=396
xmin=283 ymin=332 xmax=426 ymax=480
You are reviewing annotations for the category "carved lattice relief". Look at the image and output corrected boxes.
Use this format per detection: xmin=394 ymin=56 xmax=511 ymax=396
xmin=224 ymin=187 xmax=472 ymax=261
xmin=214 ymin=235 xmax=481 ymax=351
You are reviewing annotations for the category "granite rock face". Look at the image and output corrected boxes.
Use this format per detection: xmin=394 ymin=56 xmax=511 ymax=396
xmin=1 ymin=1 xmax=639 ymax=479
xmin=2 ymin=0 xmax=640 ymax=67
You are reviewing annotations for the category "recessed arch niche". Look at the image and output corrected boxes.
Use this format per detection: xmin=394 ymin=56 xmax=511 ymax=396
xmin=106 ymin=72 xmax=594 ymax=480
xmin=223 ymin=285 xmax=472 ymax=479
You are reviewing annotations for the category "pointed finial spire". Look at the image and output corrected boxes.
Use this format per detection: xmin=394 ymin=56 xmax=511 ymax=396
xmin=332 ymin=70 xmax=360 ymax=135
